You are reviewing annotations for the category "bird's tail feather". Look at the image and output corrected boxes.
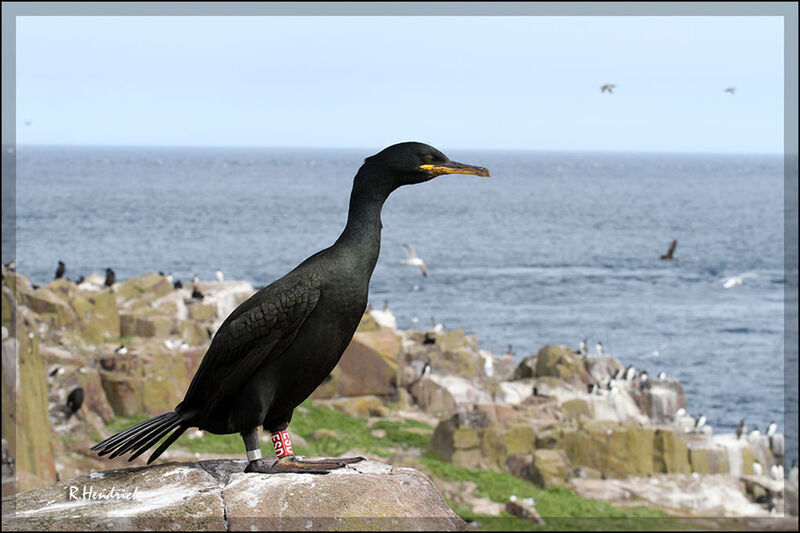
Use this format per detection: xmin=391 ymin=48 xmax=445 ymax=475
xmin=91 ymin=410 xmax=194 ymax=464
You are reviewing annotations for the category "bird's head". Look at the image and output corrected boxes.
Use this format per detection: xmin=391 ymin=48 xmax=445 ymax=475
xmin=355 ymin=142 xmax=490 ymax=197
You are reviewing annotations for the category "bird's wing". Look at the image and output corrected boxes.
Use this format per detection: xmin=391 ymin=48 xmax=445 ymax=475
xmin=667 ymin=240 xmax=677 ymax=256
xmin=403 ymin=244 xmax=418 ymax=259
xmin=419 ymin=262 xmax=428 ymax=277
xmin=181 ymin=272 xmax=322 ymax=408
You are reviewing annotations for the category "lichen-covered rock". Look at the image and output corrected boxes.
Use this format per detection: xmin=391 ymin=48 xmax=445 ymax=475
xmin=559 ymin=422 xmax=655 ymax=478
xmin=512 ymin=353 xmax=537 ymax=380
xmin=314 ymin=395 xmax=388 ymax=418
xmin=628 ymin=379 xmax=686 ymax=424
xmin=1 ymin=315 xmax=57 ymax=493
xmin=534 ymin=345 xmax=591 ymax=387
xmin=652 ymin=429 xmax=690 ymax=474
xmin=529 ymin=449 xmax=571 ymax=487
xmin=562 ymin=398 xmax=593 ymax=420
xmin=119 ymin=307 xmax=174 ymax=338
xmin=186 ymin=302 xmax=217 ymax=322
xmin=98 ymin=342 xmax=192 ymax=416
xmin=224 ymin=460 xmax=466 ymax=531
xmin=2 ymin=460 xmax=465 ymax=531
xmin=69 ymin=290 xmax=120 ymax=345
xmin=21 ymin=289 xmax=77 ymax=329
xmin=409 ymin=377 xmax=458 ymax=414
xmin=2 ymin=461 xmax=225 ymax=531
xmin=114 ymin=273 xmax=173 ymax=303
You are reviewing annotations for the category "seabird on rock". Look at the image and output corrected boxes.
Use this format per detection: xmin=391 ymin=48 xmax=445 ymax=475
xmin=753 ymin=461 xmax=763 ymax=476
xmin=766 ymin=421 xmax=778 ymax=436
xmin=430 ymin=316 xmax=444 ymax=334
xmin=578 ymin=338 xmax=588 ymax=357
xmin=216 ymin=269 xmax=225 ymax=282
xmin=66 ymin=387 xmax=84 ymax=420
xmin=55 ymin=261 xmax=66 ymax=280
xmin=90 ymin=141 xmax=490 ymax=473
xmin=694 ymin=413 xmax=707 ymax=431
xmin=675 ymin=407 xmax=688 ymax=417
xmin=481 ymin=352 xmax=495 ymax=378
xmin=596 ymin=342 xmax=604 ymax=356
xmin=104 ymin=268 xmax=116 ymax=287
xmin=656 ymin=371 xmax=666 ymax=380
xmin=166 ymin=273 xmax=174 ymax=284
xmin=192 ymin=273 xmax=199 ymax=284
xmin=114 ymin=344 xmax=128 ymax=355
xmin=401 ymin=244 xmax=428 ymax=277
xmin=600 ymin=84 xmax=616 ymax=94
xmin=174 ymin=280 xmax=183 ymax=289
xmin=4 ymin=259 xmax=16 ymax=271
xmin=76 ymin=275 xmax=85 ymax=284
xmin=191 ymin=285 xmax=204 ymax=300
xmin=660 ymin=240 xmax=677 ymax=260
xmin=638 ymin=370 xmax=649 ymax=382
xmin=613 ymin=367 xmax=625 ymax=380
xmin=624 ymin=365 xmax=636 ymax=381
xmin=736 ymin=418 xmax=746 ymax=440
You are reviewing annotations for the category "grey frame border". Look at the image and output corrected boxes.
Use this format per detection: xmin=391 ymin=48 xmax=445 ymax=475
xmin=1 ymin=0 xmax=797 ymax=525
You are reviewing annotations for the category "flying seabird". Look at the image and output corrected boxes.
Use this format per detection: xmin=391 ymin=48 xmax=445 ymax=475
xmin=401 ymin=244 xmax=428 ymax=277
xmin=90 ymin=141 xmax=490 ymax=473
xmin=104 ymin=268 xmax=116 ymax=287
xmin=660 ymin=240 xmax=677 ymax=260
xmin=600 ymin=84 xmax=616 ymax=94
xmin=66 ymin=387 xmax=84 ymax=420
xmin=724 ymin=87 xmax=735 ymax=95
xmin=55 ymin=261 xmax=66 ymax=280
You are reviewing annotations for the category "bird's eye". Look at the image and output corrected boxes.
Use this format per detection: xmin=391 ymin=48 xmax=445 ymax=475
xmin=423 ymin=154 xmax=434 ymax=163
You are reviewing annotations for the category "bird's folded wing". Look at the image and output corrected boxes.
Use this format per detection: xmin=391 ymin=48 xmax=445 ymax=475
xmin=181 ymin=274 xmax=322 ymax=408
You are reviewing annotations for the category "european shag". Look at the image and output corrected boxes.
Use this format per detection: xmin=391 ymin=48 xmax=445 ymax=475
xmin=104 ymin=268 xmax=116 ymax=287
xmin=91 ymin=142 xmax=490 ymax=474
xmin=55 ymin=261 xmax=66 ymax=280
xmin=66 ymin=387 xmax=84 ymax=419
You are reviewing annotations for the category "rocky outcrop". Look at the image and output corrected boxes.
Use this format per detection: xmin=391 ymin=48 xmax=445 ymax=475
xmin=1 ymin=460 xmax=466 ymax=531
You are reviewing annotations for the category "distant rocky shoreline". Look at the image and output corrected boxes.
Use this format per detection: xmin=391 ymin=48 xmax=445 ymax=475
xmin=1 ymin=266 xmax=797 ymax=524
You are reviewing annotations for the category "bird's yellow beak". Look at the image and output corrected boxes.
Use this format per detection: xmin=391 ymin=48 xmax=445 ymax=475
xmin=420 ymin=161 xmax=491 ymax=178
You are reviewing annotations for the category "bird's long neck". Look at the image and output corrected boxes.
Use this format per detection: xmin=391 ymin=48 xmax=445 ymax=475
xmin=333 ymin=172 xmax=390 ymax=278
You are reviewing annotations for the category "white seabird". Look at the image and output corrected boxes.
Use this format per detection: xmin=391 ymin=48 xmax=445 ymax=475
xmin=430 ymin=317 xmax=444 ymax=334
xmin=401 ymin=244 xmax=428 ymax=277
xmin=579 ymin=338 xmax=588 ymax=357
xmin=753 ymin=461 xmax=763 ymax=476
xmin=721 ymin=272 xmax=756 ymax=289
xmin=114 ymin=344 xmax=128 ymax=355
xmin=596 ymin=342 xmax=604 ymax=356
xmin=369 ymin=300 xmax=397 ymax=330
xmin=480 ymin=351 xmax=495 ymax=378
xmin=215 ymin=269 xmax=225 ymax=282
xmin=766 ymin=421 xmax=778 ymax=436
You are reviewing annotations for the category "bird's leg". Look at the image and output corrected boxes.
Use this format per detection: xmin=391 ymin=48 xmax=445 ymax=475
xmin=243 ymin=425 xmax=363 ymax=474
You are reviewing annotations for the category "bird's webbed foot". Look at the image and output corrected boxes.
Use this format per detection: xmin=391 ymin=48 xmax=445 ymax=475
xmin=244 ymin=455 xmax=364 ymax=475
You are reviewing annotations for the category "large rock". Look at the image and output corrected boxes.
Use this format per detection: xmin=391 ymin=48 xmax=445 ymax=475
xmin=534 ymin=345 xmax=592 ymax=387
xmin=114 ymin=273 xmax=174 ymax=303
xmin=1 ymin=314 xmax=57 ymax=494
xmin=312 ymin=328 xmax=400 ymax=399
xmin=2 ymin=459 xmax=465 ymax=531
xmin=68 ymin=290 xmax=120 ymax=345
xmin=119 ymin=307 xmax=174 ymax=339
xmin=558 ymin=422 xmax=656 ymax=478
xmin=529 ymin=449 xmax=571 ymax=487
xmin=98 ymin=341 xmax=193 ymax=416
xmin=628 ymin=379 xmax=686 ymax=424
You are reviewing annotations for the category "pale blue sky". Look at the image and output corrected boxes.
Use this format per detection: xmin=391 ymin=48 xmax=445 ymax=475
xmin=15 ymin=15 xmax=784 ymax=153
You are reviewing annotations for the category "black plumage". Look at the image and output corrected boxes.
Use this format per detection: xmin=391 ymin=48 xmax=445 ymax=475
xmin=104 ymin=268 xmax=116 ymax=287
xmin=660 ymin=240 xmax=677 ymax=260
xmin=91 ymin=142 xmax=490 ymax=473
xmin=66 ymin=387 xmax=84 ymax=419
xmin=55 ymin=261 xmax=65 ymax=280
